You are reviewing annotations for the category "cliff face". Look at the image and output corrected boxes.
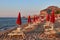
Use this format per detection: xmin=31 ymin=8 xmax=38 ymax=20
xmin=40 ymin=6 xmax=60 ymax=16
xmin=25 ymin=6 xmax=60 ymax=18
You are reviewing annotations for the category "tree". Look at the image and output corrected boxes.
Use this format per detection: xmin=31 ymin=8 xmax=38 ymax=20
xmin=55 ymin=10 xmax=60 ymax=14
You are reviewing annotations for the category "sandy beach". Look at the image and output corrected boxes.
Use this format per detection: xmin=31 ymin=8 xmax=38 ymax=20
xmin=0 ymin=21 xmax=60 ymax=40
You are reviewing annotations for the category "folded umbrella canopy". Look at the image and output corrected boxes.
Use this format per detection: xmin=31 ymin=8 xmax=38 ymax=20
xmin=33 ymin=15 xmax=36 ymax=22
xmin=28 ymin=15 xmax=31 ymax=23
xmin=16 ymin=12 xmax=22 ymax=25
xmin=46 ymin=14 xmax=50 ymax=21
xmin=50 ymin=10 xmax=55 ymax=23
xmin=40 ymin=16 xmax=44 ymax=19
xmin=35 ymin=16 xmax=39 ymax=21
xmin=40 ymin=16 xmax=44 ymax=22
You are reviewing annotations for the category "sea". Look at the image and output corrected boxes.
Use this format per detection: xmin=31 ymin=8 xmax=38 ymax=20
xmin=0 ymin=17 xmax=27 ymax=31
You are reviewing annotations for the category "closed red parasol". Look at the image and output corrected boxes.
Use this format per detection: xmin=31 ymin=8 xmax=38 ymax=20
xmin=41 ymin=16 xmax=44 ymax=19
xmin=46 ymin=14 xmax=50 ymax=21
xmin=16 ymin=12 xmax=22 ymax=25
xmin=35 ymin=16 xmax=39 ymax=21
xmin=50 ymin=10 xmax=55 ymax=23
xmin=33 ymin=15 xmax=36 ymax=22
xmin=28 ymin=16 xmax=31 ymax=23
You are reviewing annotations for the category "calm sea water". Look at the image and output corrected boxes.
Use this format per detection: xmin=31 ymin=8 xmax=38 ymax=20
xmin=0 ymin=17 xmax=27 ymax=31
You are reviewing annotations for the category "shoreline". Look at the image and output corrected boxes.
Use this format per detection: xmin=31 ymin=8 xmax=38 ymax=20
xmin=0 ymin=21 xmax=60 ymax=40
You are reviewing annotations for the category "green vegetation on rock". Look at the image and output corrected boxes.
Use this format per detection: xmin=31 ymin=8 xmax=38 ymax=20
xmin=55 ymin=10 xmax=60 ymax=14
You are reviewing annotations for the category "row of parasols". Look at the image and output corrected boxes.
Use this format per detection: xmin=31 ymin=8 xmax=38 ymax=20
xmin=16 ymin=10 xmax=55 ymax=26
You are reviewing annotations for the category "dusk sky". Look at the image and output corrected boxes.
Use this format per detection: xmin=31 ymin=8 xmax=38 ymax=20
xmin=0 ymin=0 xmax=60 ymax=17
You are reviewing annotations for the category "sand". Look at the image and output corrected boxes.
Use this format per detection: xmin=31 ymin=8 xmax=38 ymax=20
xmin=0 ymin=22 xmax=60 ymax=40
